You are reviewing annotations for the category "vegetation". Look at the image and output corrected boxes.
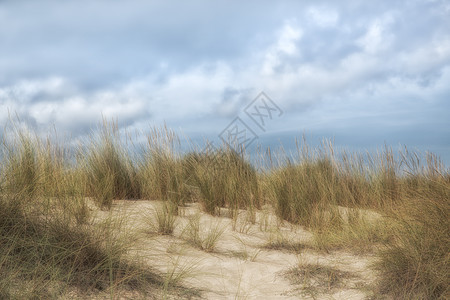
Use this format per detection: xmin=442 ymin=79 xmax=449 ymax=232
xmin=84 ymin=120 xmax=141 ymax=209
xmin=0 ymin=120 xmax=448 ymax=299
xmin=0 ymin=124 xmax=161 ymax=299
xmin=181 ymin=214 xmax=225 ymax=252
xmin=284 ymin=263 xmax=357 ymax=298
xmin=149 ymin=201 xmax=178 ymax=235
xmin=184 ymin=149 xmax=260 ymax=217
xmin=374 ymin=175 xmax=449 ymax=298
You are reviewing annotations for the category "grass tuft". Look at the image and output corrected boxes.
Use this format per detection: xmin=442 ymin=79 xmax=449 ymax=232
xmin=84 ymin=120 xmax=141 ymax=209
xmin=149 ymin=201 xmax=178 ymax=235
xmin=185 ymin=147 xmax=260 ymax=217
xmin=181 ymin=214 xmax=225 ymax=252
xmin=284 ymin=263 xmax=357 ymax=298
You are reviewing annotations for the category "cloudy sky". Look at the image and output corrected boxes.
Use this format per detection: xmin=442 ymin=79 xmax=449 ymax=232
xmin=1 ymin=0 xmax=449 ymax=162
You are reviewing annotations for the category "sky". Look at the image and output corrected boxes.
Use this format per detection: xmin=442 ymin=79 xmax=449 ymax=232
xmin=0 ymin=0 xmax=449 ymax=163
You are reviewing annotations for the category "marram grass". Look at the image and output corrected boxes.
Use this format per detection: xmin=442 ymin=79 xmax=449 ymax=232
xmin=0 ymin=120 xmax=448 ymax=299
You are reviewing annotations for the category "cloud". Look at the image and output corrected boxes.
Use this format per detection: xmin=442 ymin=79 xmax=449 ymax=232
xmin=0 ymin=77 xmax=151 ymax=135
xmin=0 ymin=0 xmax=449 ymax=162
xmin=262 ymin=23 xmax=303 ymax=76
xmin=356 ymin=14 xmax=395 ymax=54
xmin=307 ymin=6 xmax=339 ymax=27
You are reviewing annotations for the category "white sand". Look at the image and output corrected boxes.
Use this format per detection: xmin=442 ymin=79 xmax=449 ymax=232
xmin=92 ymin=200 xmax=378 ymax=299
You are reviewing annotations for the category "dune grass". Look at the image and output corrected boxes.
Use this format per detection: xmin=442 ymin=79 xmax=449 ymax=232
xmin=184 ymin=147 xmax=260 ymax=218
xmin=0 ymin=195 xmax=158 ymax=298
xmin=0 ymin=120 xmax=448 ymax=299
xmin=0 ymin=122 xmax=171 ymax=298
xmin=181 ymin=214 xmax=225 ymax=252
xmin=148 ymin=201 xmax=178 ymax=235
xmin=283 ymin=263 xmax=358 ymax=298
xmin=374 ymin=172 xmax=449 ymax=299
xmin=84 ymin=120 xmax=142 ymax=209
xmin=137 ymin=125 xmax=191 ymax=221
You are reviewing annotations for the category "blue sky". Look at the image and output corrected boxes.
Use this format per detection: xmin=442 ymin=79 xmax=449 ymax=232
xmin=0 ymin=0 xmax=449 ymax=162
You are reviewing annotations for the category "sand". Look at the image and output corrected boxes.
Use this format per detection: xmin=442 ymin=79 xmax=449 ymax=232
xmin=91 ymin=200 xmax=378 ymax=299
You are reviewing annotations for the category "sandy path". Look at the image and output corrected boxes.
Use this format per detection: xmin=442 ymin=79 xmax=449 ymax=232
xmin=97 ymin=200 xmax=377 ymax=299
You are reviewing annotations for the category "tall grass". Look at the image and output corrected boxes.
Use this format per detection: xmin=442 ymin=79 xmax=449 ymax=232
xmin=0 ymin=119 xmax=448 ymax=299
xmin=0 ymin=196 xmax=154 ymax=298
xmin=266 ymin=157 xmax=342 ymax=228
xmin=2 ymin=129 xmax=40 ymax=201
xmin=0 ymin=122 xmax=161 ymax=298
xmin=263 ymin=140 xmax=449 ymax=298
xmin=185 ymin=146 xmax=260 ymax=217
xmin=139 ymin=125 xmax=186 ymax=210
xmin=84 ymin=120 xmax=141 ymax=209
xmin=149 ymin=201 xmax=178 ymax=235
xmin=375 ymin=154 xmax=450 ymax=299
xmin=263 ymin=141 xmax=445 ymax=226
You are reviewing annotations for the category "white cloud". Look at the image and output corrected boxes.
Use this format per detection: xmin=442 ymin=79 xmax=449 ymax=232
xmin=307 ymin=6 xmax=339 ymax=27
xmin=262 ymin=23 xmax=302 ymax=75
xmin=277 ymin=24 xmax=303 ymax=55
xmin=0 ymin=78 xmax=151 ymax=135
xmin=398 ymin=37 xmax=450 ymax=74
xmin=357 ymin=15 xmax=395 ymax=54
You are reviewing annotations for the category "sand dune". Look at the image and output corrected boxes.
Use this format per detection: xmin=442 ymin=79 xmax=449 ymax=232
xmin=91 ymin=200 xmax=378 ymax=299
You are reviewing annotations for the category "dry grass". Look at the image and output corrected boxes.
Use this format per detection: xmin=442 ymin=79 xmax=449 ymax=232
xmin=181 ymin=214 xmax=225 ymax=252
xmin=374 ymin=178 xmax=449 ymax=299
xmin=262 ymin=228 xmax=308 ymax=253
xmin=0 ymin=122 xmax=197 ymax=298
xmin=0 ymin=121 xmax=181 ymax=298
xmin=311 ymin=208 xmax=394 ymax=254
xmin=283 ymin=263 xmax=358 ymax=298
xmin=148 ymin=201 xmax=178 ymax=235
xmin=0 ymin=120 xmax=448 ymax=299
xmin=139 ymin=125 xmax=186 ymax=210
xmin=183 ymin=147 xmax=260 ymax=217
xmin=84 ymin=120 xmax=141 ymax=209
